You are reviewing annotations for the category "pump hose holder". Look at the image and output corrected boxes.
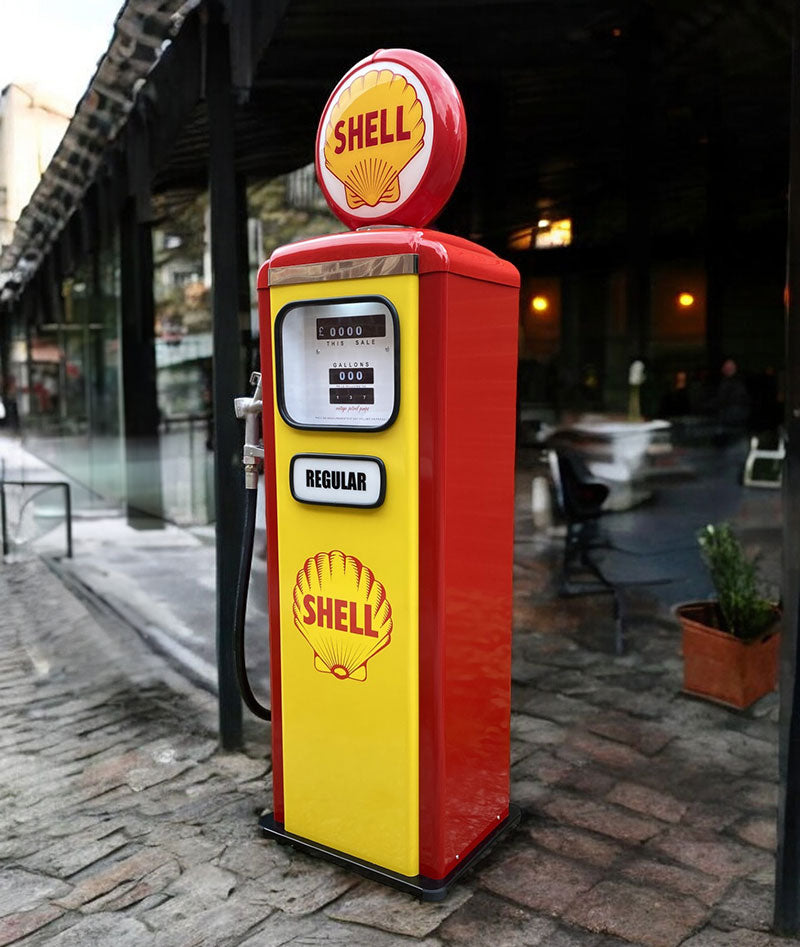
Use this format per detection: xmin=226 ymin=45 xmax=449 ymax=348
xmin=233 ymin=373 xmax=271 ymax=721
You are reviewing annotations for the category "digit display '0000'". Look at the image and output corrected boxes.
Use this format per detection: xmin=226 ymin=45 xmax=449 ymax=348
xmin=317 ymin=313 xmax=387 ymax=340
xmin=275 ymin=296 xmax=400 ymax=431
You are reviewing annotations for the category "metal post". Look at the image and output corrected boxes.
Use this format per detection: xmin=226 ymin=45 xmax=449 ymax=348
xmin=207 ymin=0 xmax=244 ymax=750
xmin=24 ymin=293 xmax=35 ymax=425
xmin=189 ymin=417 xmax=196 ymax=519
xmin=63 ymin=483 xmax=72 ymax=559
xmin=624 ymin=4 xmax=653 ymax=363
xmin=0 ymin=484 xmax=7 ymax=557
xmin=775 ymin=0 xmax=800 ymax=934
xmin=0 ymin=301 xmax=10 ymax=415
xmin=119 ymin=195 xmax=164 ymax=525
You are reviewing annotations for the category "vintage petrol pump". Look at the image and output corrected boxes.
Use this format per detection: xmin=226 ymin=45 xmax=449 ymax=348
xmin=238 ymin=48 xmax=521 ymax=900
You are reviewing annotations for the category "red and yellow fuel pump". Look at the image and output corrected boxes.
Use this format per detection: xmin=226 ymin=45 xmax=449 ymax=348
xmin=237 ymin=48 xmax=520 ymax=900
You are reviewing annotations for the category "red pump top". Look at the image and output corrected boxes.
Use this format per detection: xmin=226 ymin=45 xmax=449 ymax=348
xmin=258 ymin=227 xmax=520 ymax=290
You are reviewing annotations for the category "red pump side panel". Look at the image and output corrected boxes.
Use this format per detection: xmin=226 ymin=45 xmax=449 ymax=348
xmin=257 ymin=272 xmax=284 ymax=822
xmin=418 ymin=269 xmax=518 ymax=880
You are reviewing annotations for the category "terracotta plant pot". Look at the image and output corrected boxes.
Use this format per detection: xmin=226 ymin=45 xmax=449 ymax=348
xmin=677 ymin=601 xmax=780 ymax=710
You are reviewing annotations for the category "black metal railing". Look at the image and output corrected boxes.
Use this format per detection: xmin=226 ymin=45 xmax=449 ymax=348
xmin=0 ymin=478 xmax=73 ymax=559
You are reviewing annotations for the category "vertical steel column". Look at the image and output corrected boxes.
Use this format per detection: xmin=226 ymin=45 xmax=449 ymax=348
xmin=624 ymin=4 xmax=653 ymax=362
xmin=207 ymin=1 xmax=244 ymax=750
xmin=63 ymin=482 xmax=73 ymax=559
xmin=0 ymin=484 xmax=7 ymax=557
xmin=24 ymin=292 xmax=35 ymax=425
xmin=0 ymin=300 xmax=10 ymax=415
xmin=775 ymin=1 xmax=800 ymax=934
xmin=119 ymin=196 xmax=164 ymax=524
xmin=704 ymin=62 xmax=733 ymax=379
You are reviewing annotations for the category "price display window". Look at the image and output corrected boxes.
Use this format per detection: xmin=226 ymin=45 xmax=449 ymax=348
xmin=275 ymin=296 xmax=400 ymax=431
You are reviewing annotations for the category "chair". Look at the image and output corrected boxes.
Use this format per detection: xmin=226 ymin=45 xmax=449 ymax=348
xmin=547 ymin=449 xmax=624 ymax=653
xmin=743 ymin=432 xmax=785 ymax=488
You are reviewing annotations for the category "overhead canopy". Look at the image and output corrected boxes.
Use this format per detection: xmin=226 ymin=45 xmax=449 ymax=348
xmin=0 ymin=0 xmax=791 ymax=301
xmin=156 ymin=0 xmax=790 ymax=247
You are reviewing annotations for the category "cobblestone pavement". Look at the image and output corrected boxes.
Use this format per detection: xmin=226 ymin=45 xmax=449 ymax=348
xmin=0 ymin=433 xmax=793 ymax=946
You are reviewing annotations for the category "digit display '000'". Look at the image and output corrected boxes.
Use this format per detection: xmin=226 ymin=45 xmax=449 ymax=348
xmin=329 ymin=368 xmax=375 ymax=385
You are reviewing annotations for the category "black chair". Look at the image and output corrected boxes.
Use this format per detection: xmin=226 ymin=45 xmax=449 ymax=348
xmin=547 ymin=448 xmax=624 ymax=654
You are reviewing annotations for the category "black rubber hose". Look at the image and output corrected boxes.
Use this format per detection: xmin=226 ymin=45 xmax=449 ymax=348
xmin=234 ymin=485 xmax=271 ymax=720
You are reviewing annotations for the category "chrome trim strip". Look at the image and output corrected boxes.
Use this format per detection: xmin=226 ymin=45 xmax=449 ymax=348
xmin=269 ymin=253 xmax=418 ymax=286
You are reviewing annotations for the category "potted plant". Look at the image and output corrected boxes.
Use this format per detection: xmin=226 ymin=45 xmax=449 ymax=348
xmin=677 ymin=523 xmax=780 ymax=709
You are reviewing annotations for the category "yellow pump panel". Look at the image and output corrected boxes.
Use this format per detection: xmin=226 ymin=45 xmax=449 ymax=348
xmin=270 ymin=273 xmax=420 ymax=876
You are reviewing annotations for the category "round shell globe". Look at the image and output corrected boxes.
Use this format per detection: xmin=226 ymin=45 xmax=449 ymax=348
xmin=316 ymin=49 xmax=467 ymax=230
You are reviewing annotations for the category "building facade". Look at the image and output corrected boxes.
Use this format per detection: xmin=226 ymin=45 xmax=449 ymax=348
xmin=0 ymin=83 xmax=71 ymax=251
xmin=0 ymin=0 xmax=791 ymax=523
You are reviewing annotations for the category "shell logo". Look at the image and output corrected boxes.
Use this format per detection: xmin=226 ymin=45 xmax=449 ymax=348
xmin=292 ymin=550 xmax=393 ymax=682
xmin=316 ymin=49 xmax=466 ymax=229
xmin=323 ymin=69 xmax=425 ymax=210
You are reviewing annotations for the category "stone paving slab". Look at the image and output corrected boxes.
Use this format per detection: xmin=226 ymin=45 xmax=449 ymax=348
xmin=0 ymin=472 xmax=791 ymax=947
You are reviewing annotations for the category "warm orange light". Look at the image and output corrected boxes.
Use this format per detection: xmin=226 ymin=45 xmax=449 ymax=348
xmin=507 ymin=226 xmax=534 ymax=251
xmin=531 ymin=295 xmax=549 ymax=313
xmin=535 ymin=218 xmax=572 ymax=248
xmin=678 ymin=292 xmax=695 ymax=308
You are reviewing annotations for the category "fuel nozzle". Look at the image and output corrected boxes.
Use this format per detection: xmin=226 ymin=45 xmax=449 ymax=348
xmin=234 ymin=372 xmax=265 ymax=490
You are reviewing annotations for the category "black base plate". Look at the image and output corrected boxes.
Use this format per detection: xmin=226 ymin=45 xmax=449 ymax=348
xmin=259 ymin=804 xmax=521 ymax=901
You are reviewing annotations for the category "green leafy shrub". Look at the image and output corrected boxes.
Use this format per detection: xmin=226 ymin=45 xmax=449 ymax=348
xmin=697 ymin=523 xmax=775 ymax=640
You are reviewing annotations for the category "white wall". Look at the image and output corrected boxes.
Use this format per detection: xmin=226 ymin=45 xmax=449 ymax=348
xmin=0 ymin=83 xmax=72 ymax=250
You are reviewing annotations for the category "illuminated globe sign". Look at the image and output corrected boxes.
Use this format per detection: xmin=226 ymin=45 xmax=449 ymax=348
xmin=316 ymin=48 xmax=467 ymax=230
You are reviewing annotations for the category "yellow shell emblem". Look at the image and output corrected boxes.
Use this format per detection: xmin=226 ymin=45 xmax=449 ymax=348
xmin=323 ymin=69 xmax=425 ymax=209
xmin=292 ymin=550 xmax=393 ymax=682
